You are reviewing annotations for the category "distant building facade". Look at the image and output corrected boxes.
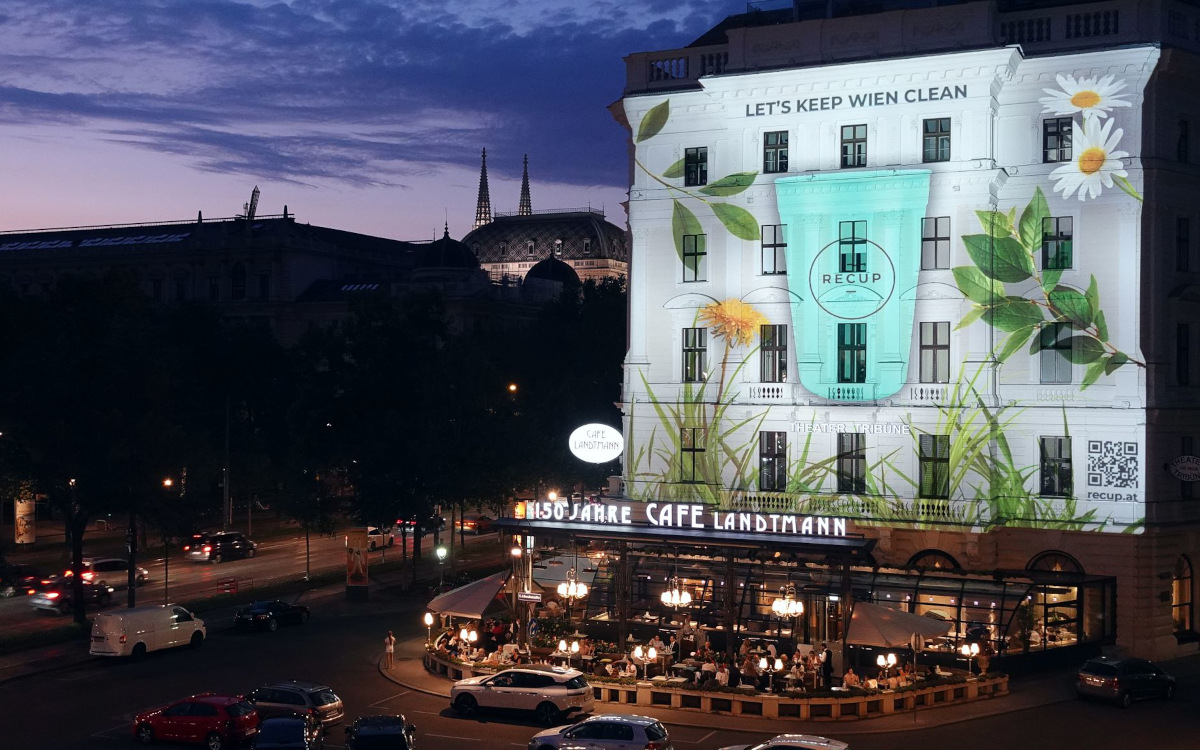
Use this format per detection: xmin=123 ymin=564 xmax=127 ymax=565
xmin=463 ymin=151 xmax=629 ymax=283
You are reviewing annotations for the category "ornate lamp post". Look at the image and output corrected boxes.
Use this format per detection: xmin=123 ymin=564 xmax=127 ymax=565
xmin=960 ymin=642 xmax=980 ymax=677
xmin=424 ymin=612 xmax=434 ymax=646
xmin=633 ymin=644 xmax=657 ymax=681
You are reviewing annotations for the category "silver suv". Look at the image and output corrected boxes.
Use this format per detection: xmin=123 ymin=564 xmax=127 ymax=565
xmin=530 ymin=714 xmax=671 ymax=750
xmin=245 ymin=680 xmax=345 ymax=727
xmin=717 ymin=735 xmax=851 ymax=750
xmin=451 ymin=665 xmax=594 ymax=726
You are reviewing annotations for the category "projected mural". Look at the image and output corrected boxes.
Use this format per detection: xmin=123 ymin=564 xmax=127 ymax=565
xmin=624 ymin=65 xmax=1151 ymax=534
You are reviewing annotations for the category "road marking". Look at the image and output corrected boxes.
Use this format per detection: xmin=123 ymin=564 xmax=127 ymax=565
xmin=426 ymin=734 xmax=481 ymax=742
xmin=371 ymin=690 xmax=411 ymax=707
xmin=90 ymin=723 xmax=130 ymax=739
xmin=410 ymin=709 xmax=443 ymax=715
xmin=675 ymin=730 xmax=715 ymax=744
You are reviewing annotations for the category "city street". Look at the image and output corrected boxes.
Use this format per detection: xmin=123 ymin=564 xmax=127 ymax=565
xmin=4 ymin=579 xmax=1200 ymax=750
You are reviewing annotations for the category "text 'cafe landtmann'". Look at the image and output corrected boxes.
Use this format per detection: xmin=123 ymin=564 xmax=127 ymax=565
xmin=496 ymin=498 xmax=1115 ymax=668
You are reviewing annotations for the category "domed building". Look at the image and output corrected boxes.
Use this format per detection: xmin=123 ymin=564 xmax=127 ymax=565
xmin=522 ymin=256 xmax=581 ymax=303
xmin=462 ymin=150 xmax=628 ymax=284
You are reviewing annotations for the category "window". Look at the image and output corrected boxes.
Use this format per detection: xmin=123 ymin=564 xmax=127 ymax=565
xmin=685 ymin=147 xmax=708 ymax=186
xmin=840 ymin=124 xmax=867 ymax=168
xmin=1179 ymin=120 xmax=1190 ymax=164
xmin=919 ymin=434 xmax=950 ymax=499
xmin=1040 ymin=323 xmax=1073 ymax=384
xmin=1179 ymin=323 xmax=1191 ymax=386
xmin=763 ymin=131 xmax=788 ymax=173
xmin=209 ymin=278 xmax=220 ymax=302
xmin=1042 ymin=216 xmax=1073 ymax=269
xmin=1183 ymin=437 xmax=1194 ymax=500
xmin=838 ymin=220 xmax=866 ymax=272
xmin=921 ymin=216 xmax=951 ymax=270
xmin=258 ymin=274 xmax=269 ymax=300
xmin=837 ymin=432 xmax=866 ymax=493
xmin=759 ymin=431 xmax=787 ymax=491
xmin=527 ymin=240 xmax=535 ymax=256
xmin=583 ymin=239 xmax=591 ymax=255
xmin=682 ymin=327 xmax=707 ymax=382
xmin=1040 ymin=436 xmax=1072 ymax=496
xmin=499 ymin=241 xmax=507 ymax=257
xmin=919 ymin=322 xmax=950 ymax=383
xmin=837 ymin=323 xmax=867 ymax=383
xmin=554 ymin=239 xmax=563 ymax=257
xmin=682 ymin=234 xmax=706 ymax=282
xmin=1043 ymin=117 xmax=1073 ymax=163
xmin=923 ymin=118 xmax=951 ymax=162
xmin=1178 ymin=217 xmax=1190 ymax=272
xmin=680 ymin=427 xmax=706 ymax=483
xmin=230 ymin=263 xmax=246 ymax=301
xmin=1172 ymin=556 xmax=1193 ymax=633
xmin=760 ymin=324 xmax=787 ymax=383
xmin=761 ymin=224 xmax=786 ymax=275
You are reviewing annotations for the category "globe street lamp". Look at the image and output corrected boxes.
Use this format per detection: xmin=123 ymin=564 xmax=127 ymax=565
xmin=632 ymin=644 xmax=657 ymax=681
xmin=960 ymin=642 xmax=980 ymax=677
xmin=436 ymin=545 xmax=448 ymax=591
xmin=424 ymin=612 xmax=434 ymax=646
xmin=162 ymin=478 xmax=174 ymax=605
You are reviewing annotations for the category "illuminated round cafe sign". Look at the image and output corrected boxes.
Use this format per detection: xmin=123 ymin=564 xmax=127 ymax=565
xmin=569 ymin=424 xmax=624 ymax=463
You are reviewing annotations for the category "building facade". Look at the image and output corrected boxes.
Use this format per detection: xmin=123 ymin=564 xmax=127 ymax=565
xmin=616 ymin=0 xmax=1200 ymax=661
xmin=463 ymin=151 xmax=629 ymax=283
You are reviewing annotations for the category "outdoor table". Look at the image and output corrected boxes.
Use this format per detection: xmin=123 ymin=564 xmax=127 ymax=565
xmin=667 ymin=677 xmax=690 ymax=686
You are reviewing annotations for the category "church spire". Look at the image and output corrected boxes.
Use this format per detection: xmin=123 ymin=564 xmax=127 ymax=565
xmin=473 ymin=148 xmax=492 ymax=229
xmin=518 ymin=154 xmax=532 ymax=217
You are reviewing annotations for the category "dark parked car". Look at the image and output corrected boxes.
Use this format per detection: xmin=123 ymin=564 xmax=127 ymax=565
xmin=345 ymin=715 xmax=417 ymax=750
xmin=134 ymin=693 xmax=258 ymax=749
xmin=253 ymin=714 xmax=322 ymax=749
xmin=0 ymin=563 xmax=54 ymax=597
xmin=184 ymin=531 xmax=258 ymax=563
xmin=246 ymin=681 xmax=345 ymax=727
xmin=1077 ymin=656 xmax=1176 ymax=707
xmin=235 ymin=600 xmax=311 ymax=631
xmin=29 ymin=578 xmax=112 ymax=615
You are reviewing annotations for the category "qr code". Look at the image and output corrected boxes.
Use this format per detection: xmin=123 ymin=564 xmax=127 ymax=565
xmin=1087 ymin=440 xmax=1139 ymax=488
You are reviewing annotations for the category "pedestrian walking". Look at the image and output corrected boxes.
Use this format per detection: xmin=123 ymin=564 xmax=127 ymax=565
xmin=384 ymin=630 xmax=396 ymax=669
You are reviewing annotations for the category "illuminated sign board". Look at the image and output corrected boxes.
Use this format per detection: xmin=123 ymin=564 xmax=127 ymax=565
xmin=520 ymin=500 xmax=847 ymax=538
xmin=742 ymin=85 xmax=968 ymax=116
xmin=569 ymin=423 xmax=624 ymax=463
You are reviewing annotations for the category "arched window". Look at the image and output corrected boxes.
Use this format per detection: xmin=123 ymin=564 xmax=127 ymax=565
xmin=230 ymin=262 xmax=246 ymax=301
xmin=499 ymin=242 xmax=507 ymax=257
xmin=554 ymin=239 xmax=564 ymax=257
xmin=1026 ymin=551 xmax=1084 ymax=574
xmin=1173 ymin=555 xmax=1193 ymax=633
xmin=906 ymin=549 xmax=961 ymax=571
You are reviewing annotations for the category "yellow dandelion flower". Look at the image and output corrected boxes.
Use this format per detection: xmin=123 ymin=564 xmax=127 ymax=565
xmin=698 ymin=299 xmax=768 ymax=346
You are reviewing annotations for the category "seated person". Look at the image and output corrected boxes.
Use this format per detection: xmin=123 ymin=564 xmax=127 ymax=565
xmin=886 ymin=675 xmax=900 ymax=690
xmin=842 ymin=667 xmax=861 ymax=688
xmin=715 ymin=664 xmax=730 ymax=686
xmin=623 ymin=661 xmax=639 ymax=678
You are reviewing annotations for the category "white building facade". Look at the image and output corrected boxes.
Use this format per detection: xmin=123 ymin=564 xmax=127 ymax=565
xmin=618 ymin=0 xmax=1200 ymax=661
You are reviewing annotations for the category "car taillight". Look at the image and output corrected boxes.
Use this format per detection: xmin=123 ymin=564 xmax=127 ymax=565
xmin=182 ymin=545 xmax=190 ymax=551
xmin=119 ymin=635 xmax=127 ymax=643
xmin=83 ymin=572 xmax=94 ymax=581
xmin=203 ymin=545 xmax=212 ymax=552
xmin=46 ymin=592 xmax=60 ymax=600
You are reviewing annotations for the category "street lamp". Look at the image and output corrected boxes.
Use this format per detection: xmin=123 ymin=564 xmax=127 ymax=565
xmin=759 ymin=656 xmax=783 ymax=692
xmin=960 ymin=642 xmax=980 ymax=677
xmin=162 ymin=478 xmax=173 ymax=605
xmin=632 ymin=644 xmax=657 ymax=681
xmin=876 ymin=652 xmax=897 ymax=679
xmin=424 ymin=612 xmax=434 ymax=646
xmin=436 ymin=545 xmax=448 ymax=591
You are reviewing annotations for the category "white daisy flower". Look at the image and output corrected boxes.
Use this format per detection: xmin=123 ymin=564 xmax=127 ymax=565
xmin=1049 ymin=117 xmax=1129 ymax=201
xmin=1040 ymin=74 xmax=1131 ymax=119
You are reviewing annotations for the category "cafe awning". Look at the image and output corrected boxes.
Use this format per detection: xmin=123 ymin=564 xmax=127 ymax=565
xmin=426 ymin=570 xmax=511 ymax=619
xmin=845 ymin=601 xmax=952 ymax=648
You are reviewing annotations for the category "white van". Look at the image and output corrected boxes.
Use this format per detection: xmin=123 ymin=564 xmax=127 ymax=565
xmin=89 ymin=604 xmax=206 ymax=658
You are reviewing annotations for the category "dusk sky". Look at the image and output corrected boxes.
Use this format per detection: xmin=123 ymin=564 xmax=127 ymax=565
xmin=0 ymin=0 xmax=748 ymax=241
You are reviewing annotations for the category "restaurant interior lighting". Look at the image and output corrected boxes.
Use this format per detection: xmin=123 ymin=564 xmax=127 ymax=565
xmin=771 ymin=582 xmax=804 ymax=617
xmin=661 ymin=575 xmax=692 ymax=607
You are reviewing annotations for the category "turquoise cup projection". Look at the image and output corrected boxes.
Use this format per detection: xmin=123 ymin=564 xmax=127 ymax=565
xmin=775 ymin=169 xmax=931 ymax=402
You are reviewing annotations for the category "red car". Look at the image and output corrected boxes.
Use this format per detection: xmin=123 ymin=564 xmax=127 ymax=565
xmin=133 ymin=694 xmax=258 ymax=750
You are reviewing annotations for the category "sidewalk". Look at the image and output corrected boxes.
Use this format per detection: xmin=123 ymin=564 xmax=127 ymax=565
xmin=377 ymin=638 xmax=1200 ymax=735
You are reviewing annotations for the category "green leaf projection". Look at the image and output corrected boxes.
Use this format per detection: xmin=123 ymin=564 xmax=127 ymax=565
xmin=952 ymin=187 xmax=1144 ymax=375
xmin=631 ymin=98 xmax=760 ymax=258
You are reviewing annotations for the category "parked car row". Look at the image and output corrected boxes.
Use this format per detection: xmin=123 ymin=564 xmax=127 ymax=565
xmin=131 ymin=681 xmax=414 ymax=750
